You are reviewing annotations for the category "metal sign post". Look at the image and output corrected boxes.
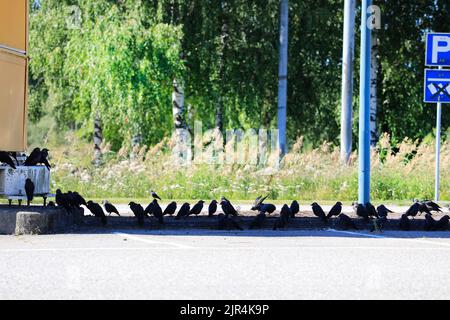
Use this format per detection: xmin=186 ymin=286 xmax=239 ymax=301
xmin=425 ymin=33 xmax=450 ymax=202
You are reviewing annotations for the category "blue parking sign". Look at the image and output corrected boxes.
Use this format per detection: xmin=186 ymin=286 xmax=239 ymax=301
xmin=424 ymin=69 xmax=450 ymax=103
xmin=426 ymin=33 xmax=450 ymax=67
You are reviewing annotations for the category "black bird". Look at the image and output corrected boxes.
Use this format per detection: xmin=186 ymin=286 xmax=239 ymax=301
xmin=103 ymin=201 xmax=120 ymax=216
xmin=290 ymin=200 xmax=300 ymax=218
xmin=418 ymin=202 xmax=432 ymax=215
xmin=86 ymin=201 xmax=107 ymax=225
xmin=55 ymin=189 xmax=71 ymax=213
xmin=208 ymin=200 xmax=218 ymax=216
xmin=175 ymin=202 xmax=190 ymax=220
xmin=144 ymin=202 xmax=154 ymax=217
xmin=25 ymin=179 xmax=35 ymax=206
xmin=424 ymin=200 xmax=442 ymax=213
xmin=405 ymin=202 xmax=420 ymax=218
xmin=218 ymin=214 xmax=243 ymax=231
xmin=220 ymin=199 xmax=238 ymax=216
xmin=251 ymin=195 xmax=268 ymax=211
xmin=366 ymin=202 xmax=378 ymax=218
xmin=424 ymin=213 xmax=436 ymax=231
xmin=257 ymin=203 xmax=277 ymax=214
xmin=339 ymin=214 xmax=358 ymax=230
xmin=40 ymin=148 xmax=51 ymax=170
xmin=327 ymin=202 xmax=342 ymax=219
xmin=151 ymin=199 xmax=164 ymax=224
xmin=399 ymin=214 xmax=411 ymax=231
xmin=249 ymin=212 xmax=266 ymax=229
xmin=0 ymin=151 xmax=16 ymax=169
xmin=356 ymin=204 xmax=369 ymax=221
xmin=311 ymin=202 xmax=327 ymax=223
xmin=23 ymin=147 xmax=41 ymax=166
xmin=163 ymin=201 xmax=177 ymax=216
xmin=189 ymin=200 xmax=205 ymax=216
xmin=273 ymin=204 xmax=291 ymax=230
xmin=47 ymin=201 xmax=56 ymax=207
xmin=434 ymin=215 xmax=450 ymax=231
xmin=377 ymin=205 xmax=393 ymax=218
xmin=72 ymin=192 xmax=87 ymax=207
xmin=129 ymin=202 xmax=145 ymax=226
xmin=151 ymin=190 xmax=162 ymax=201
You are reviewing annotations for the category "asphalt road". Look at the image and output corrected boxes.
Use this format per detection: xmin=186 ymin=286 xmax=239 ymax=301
xmin=2 ymin=229 xmax=450 ymax=300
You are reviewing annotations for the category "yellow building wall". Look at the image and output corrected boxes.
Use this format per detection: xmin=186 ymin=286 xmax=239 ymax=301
xmin=0 ymin=0 xmax=28 ymax=151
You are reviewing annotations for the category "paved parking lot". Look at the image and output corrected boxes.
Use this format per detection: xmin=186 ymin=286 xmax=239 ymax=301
xmin=1 ymin=228 xmax=450 ymax=300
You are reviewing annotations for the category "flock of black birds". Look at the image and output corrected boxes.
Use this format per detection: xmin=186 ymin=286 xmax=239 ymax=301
xmin=2 ymin=149 xmax=450 ymax=232
xmin=38 ymin=189 xmax=450 ymax=232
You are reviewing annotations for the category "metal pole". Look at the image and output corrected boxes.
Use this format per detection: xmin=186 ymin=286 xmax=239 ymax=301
xmin=277 ymin=0 xmax=289 ymax=155
xmin=358 ymin=0 xmax=372 ymax=204
xmin=340 ymin=0 xmax=356 ymax=164
xmin=435 ymin=66 xmax=443 ymax=202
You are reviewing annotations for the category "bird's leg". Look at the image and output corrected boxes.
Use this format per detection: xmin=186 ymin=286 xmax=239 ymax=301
xmin=43 ymin=197 xmax=47 ymax=207
xmin=18 ymin=199 xmax=22 ymax=206
xmin=8 ymin=200 xmax=12 ymax=207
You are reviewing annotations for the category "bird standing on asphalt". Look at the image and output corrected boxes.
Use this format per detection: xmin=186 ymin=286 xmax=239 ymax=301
xmin=290 ymin=200 xmax=299 ymax=218
xmin=327 ymin=202 xmax=342 ymax=219
xmin=208 ymin=200 xmax=218 ymax=216
xmin=129 ymin=202 xmax=145 ymax=226
xmin=103 ymin=201 xmax=121 ymax=217
xmin=175 ymin=203 xmax=190 ymax=220
xmin=151 ymin=190 xmax=162 ymax=201
xmin=424 ymin=213 xmax=436 ymax=231
xmin=339 ymin=214 xmax=358 ymax=230
xmin=189 ymin=200 xmax=205 ymax=216
xmin=0 ymin=151 xmax=16 ymax=169
xmin=86 ymin=201 xmax=107 ymax=225
xmin=163 ymin=201 xmax=177 ymax=216
xmin=25 ymin=179 xmax=35 ymax=206
xmin=273 ymin=204 xmax=291 ymax=230
xmin=311 ymin=202 xmax=327 ymax=223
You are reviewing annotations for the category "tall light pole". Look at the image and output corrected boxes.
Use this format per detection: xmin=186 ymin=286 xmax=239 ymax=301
xmin=277 ymin=0 xmax=289 ymax=155
xmin=340 ymin=0 xmax=356 ymax=164
xmin=358 ymin=0 xmax=372 ymax=204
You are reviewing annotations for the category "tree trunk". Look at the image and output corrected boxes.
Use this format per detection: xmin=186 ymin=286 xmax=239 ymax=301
xmin=172 ymin=78 xmax=186 ymax=130
xmin=370 ymin=29 xmax=379 ymax=147
xmin=215 ymin=0 xmax=229 ymax=133
xmin=93 ymin=112 xmax=103 ymax=166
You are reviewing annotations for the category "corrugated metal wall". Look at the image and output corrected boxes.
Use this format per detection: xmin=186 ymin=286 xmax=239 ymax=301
xmin=0 ymin=0 xmax=28 ymax=152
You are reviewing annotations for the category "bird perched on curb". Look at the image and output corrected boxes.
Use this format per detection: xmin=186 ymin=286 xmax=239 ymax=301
xmin=56 ymin=189 xmax=71 ymax=213
xmin=339 ymin=214 xmax=358 ymax=230
xmin=144 ymin=201 xmax=154 ymax=217
xmin=163 ymin=201 xmax=177 ymax=216
xmin=151 ymin=190 xmax=161 ymax=201
xmin=189 ymin=200 xmax=205 ymax=216
xmin=327 ymin=202 xmax=342 ymax=219
xmin=0 ymin=151 xmax=16 ymax=169
xmin=355 ymin=203 xmax=369 ymax=222
xmin=423 ymin=200 xmax=442 ymax=213
xmin=405 ymin=202 xmax=420 ymax=218
xmin=208 ymin=200 xmax=218 ymax=216
xmin=220 ymin=199 xmax=238 ymax=216
xmin=86 ymin=201 xmax=107 ymax=225
xmin=366 ymin=202 xmax=378 ymax=218
xmin=311 ymin=202 xmax=327 ymax=223
xmin=290 ymin=200 xmax=300 ymax=218
xmin=377 ymin=205 xmax=393 ymax=219
xmin=151 ymin=199 xmax=164 ymax=224
xmin=399 ymin=214 xmax=411 ymax=231
xmin=129 ymin=202 xmax=145 ymax=226
xmin=273 ymin=204 xmax=291 ymax=230
xmin=103 ymin=201 xmax=120 ymax=217
xmin=175 ymin=203 xmax=190 ymax=220
xmin=25 ymin=179 xmax=35 ymax=206
xmin=424 ymin=213 xmax=436 ymax=231
xmin=73 ymin=192 xmax=87 ymax=207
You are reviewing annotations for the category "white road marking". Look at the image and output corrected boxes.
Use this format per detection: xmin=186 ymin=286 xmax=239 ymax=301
xmin=327 ymin=228 xmax=450 ymax=249
xmin=113 ymin=232 xmax=193 ymax=249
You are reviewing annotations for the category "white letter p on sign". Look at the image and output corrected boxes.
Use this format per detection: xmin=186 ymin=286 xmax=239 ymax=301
xmin=433 ymin=36 xmax=450 ymax=63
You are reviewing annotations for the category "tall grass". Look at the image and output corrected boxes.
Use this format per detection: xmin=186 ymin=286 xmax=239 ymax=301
xmin=49 ymin=133 xmax=450 ymax=201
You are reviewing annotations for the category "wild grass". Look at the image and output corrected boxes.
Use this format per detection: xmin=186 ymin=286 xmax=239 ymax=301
xmin=48 ymin=133 xmax=450 ymax=202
